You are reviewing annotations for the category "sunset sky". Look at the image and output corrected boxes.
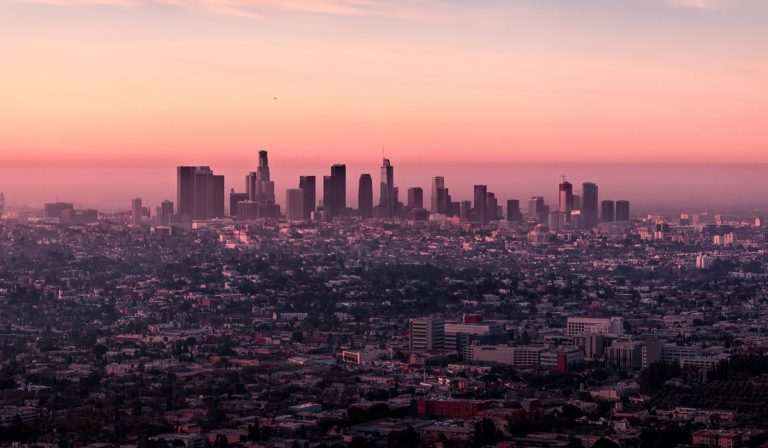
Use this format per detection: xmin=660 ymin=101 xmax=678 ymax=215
xmin=1 ymin=0 xmax=767 ymax=209
xmin=0 ymin=0 xmax=768 ymax=208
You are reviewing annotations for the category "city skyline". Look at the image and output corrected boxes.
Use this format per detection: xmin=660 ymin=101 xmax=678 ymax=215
xmin=3 ymin=161 xmax=768 ymax=214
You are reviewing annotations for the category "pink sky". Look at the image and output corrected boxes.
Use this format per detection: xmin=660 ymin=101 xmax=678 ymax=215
xmin=0 ymin=0 xmax=766 ymax=169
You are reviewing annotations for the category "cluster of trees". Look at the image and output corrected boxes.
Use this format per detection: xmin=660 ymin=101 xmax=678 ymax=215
xmin=708 ymin=353 xmax=768 ymax=381
xmin=638 ymin=361 xmax=683 ymax=394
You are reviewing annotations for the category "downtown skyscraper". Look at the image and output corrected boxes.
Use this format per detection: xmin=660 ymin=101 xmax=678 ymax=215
xmin=581 ymin=182 xmax=599 ymax=228
xmin=299 ymin=176 xmax=316 ymax=219
xmin=431 ymin=176 xmax=454 ymax=215
xmin=323 ymin=164 xmax=346 ymax=218
xmin=176 ymin=166 xmax=225 ymax=222
xmin=601 ymin=200 xmax=615 ymax=223
xmin=473 ymin=185 xmax=488 ymax=225
xmin=379 ymin=158 xmax=395 ymax=218
xmin=358 ymin=174 xmax=373 ymax=219
xmin=245 ymin=150 xmax=278 ymax=218
xmin=559 ymin=178 xmax=574 ymax=219
xmin=616 ymin=200 xmax=630 ymax=221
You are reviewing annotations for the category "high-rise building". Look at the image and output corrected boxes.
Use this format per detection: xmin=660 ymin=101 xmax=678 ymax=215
xmin=160 ymin=200 xmax=174 ymax=225
xmin=245 ymin=150 xmax=277 ymax=218
xmin=131 ymin=198 xmax=143 ymax=225
xmin=601 ymin=200 xmax=615 ymax=223
xmin=407 ymin=187 xmax=424 ymax=209
xmin=229 ymin=190 xmax=249 ymax=218
xmin=0 ymin=193 xmax=4 ymax=218
xmin=323 ymin=164 xmax=346 ymax=218
xmin=460 ymin=201 xmax=472 ymax=221
xmin=559 ymin=179 xmax=574 ymax=219
xmin=237 ymin=201 xmax=259 ymax=221
xmin=616 ymin=200 xmax=630 ymax=221
xmin=177 ymin=166 xmax=225 ymax=222
xmin=298 ymin=176 xmax=316 ymax=219
xmin=431 ymin=176 xmax=446 ymax=214
xmin=285 ymin=189 xmax=304 ymax=221
xmin=486 ymin=191 xmax=498 ymax=222
xmin=528 ymin=196 xmax=549 ymax=223
xmin=506 ymin=199 xmax=523 ymax=222
xmin=44 ymin=202 xmax=75 ymax=220
xmin=358 ymin=174 xmax=373 ymax=218
xmin=473 ymin=185 xmax=488 ymax=225
xmin=581 ymin=182 xmax=599 ymax=228
xmin=409 ymin=317 xmax=445 ymax=351
xmin=379 ymin=158 xmax=395 ymax=218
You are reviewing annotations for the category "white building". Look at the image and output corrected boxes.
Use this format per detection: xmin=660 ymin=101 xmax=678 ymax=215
xmin=410 ymin=317 xmax=445 ymax=351
xmin=566 ymin=316 xmax=624 ymax=336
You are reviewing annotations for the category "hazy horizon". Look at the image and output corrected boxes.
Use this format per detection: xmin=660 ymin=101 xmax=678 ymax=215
xmin=4 ymin=162 xmax=768 ymax=215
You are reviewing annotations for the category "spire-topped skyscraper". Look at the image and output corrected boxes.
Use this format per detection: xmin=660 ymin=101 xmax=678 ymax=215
xmin=379 ymin=158 xmax=395 ymax=218
xmin=244 ymin=150 xmax=278 ymax=218
xmin=247 ymin=150 xmax=275 ymax=204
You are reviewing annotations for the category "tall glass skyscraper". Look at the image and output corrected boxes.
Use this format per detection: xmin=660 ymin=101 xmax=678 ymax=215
xmin=358 ymin=174 xmax=373 ymax=218
xmin=581 ymin=182 xmax=599 ymax=228
xmin=379 ymin=158 xmax=395 ymax=218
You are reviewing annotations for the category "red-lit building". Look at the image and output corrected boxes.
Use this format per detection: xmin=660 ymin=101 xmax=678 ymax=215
xmin=416 ymin=399 xmax=491 ymax=419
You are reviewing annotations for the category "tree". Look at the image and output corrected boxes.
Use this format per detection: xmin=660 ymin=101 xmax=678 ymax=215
xmin=592 ymin=438 xmax=619 ymax=448
xmin=473 ymin=418 xmax=500 ymax=447
xmin=387 ymin=426 xmax=419 ymax=448
xmin=214 ymin=435 xmax=229 ymax=448
xmin=93 ymin=344 xmax=108 ymax=359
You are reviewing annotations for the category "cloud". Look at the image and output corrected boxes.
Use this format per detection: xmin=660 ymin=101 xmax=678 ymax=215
xmin=668 ymin=0 xmax=719 ymax=9
xmin=18 ymin=0 xmax=452 ymax=20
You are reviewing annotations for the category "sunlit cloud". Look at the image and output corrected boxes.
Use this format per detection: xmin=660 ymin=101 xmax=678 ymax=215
xmin=18 ymin=0 xmax=454 ymax=20
xmin=669 ymin=0 xmax=719 ymax=9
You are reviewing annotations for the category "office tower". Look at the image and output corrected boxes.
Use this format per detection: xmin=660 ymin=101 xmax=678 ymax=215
xmin=506 ymin=199 xmax=523 ymax=222
xmin=194 ymin=176 xmax=218 ymax=220
xmin=407 ymin=187 xmax=423 ymax=209
xmin=131 ymin=198 xmax=143 ymax=225
xmin=460 ymin=201 xmax=472 ymax=221
xmin=486 ymin=192 xmax=498 ymax=221
xmin=409 ymin=317 xmax=445 ymax=351
xmin=616 ymin=200 xmax=630 ymax=221
xmin=229 ymin=190 xmax=249 ymax=218
xmin=246 ymin=150 xmax=275 ymax=202
xmin=177 ymin=166 xmax=225 ymax=222
xmin=160 ymin=200 xmax=174 ymax=225
xmin=572 ymin=194 xmax=581 ymax=211
xmin=44 ymin=202 xmax=75 ymax=220
xmin=298 ymin=176 xmax=316 ymax=219
xmin=601 ymin=200 xmax=615 ymax=223
xmin=549 ymin=211 xmax=566 ymax=230
xmin=358 ymin=174 xmax=373 ymax=218
xmin=245 ymin=150 xmax=277 ymax=218
xmin=528 ymin=196 xmax=547 ymax=223
xmin=237 ymin=201 xmax=259 ymax=221
xmin=559 ymin=179 xmax=574 ymax=219
xmin=473 ymin=185 xmax=488 ymax=225
xmin=431 ymin=176 xmax=445 ymax=213
xmin=581 ymin=182 xmax=599 ymax=228
xmin=323 ymin=164 xmax=346 ymax=218
xmin=0 ymin=193 xmax=4 ymax=218
xmin=285 ymin=189 xmax=304 ymax=221
xmin=379 ymin=158 xmax=395 ymax=217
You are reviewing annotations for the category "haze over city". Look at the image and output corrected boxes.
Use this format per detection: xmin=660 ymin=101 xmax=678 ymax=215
xmin=2 ymin=0 xmax=767 ymax=212
xmin=3 ymin=3 xmax=768 ymax=448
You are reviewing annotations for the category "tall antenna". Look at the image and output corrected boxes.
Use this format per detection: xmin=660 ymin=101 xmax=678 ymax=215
xmin=560 ymin=174 xmax=567 ymax=183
